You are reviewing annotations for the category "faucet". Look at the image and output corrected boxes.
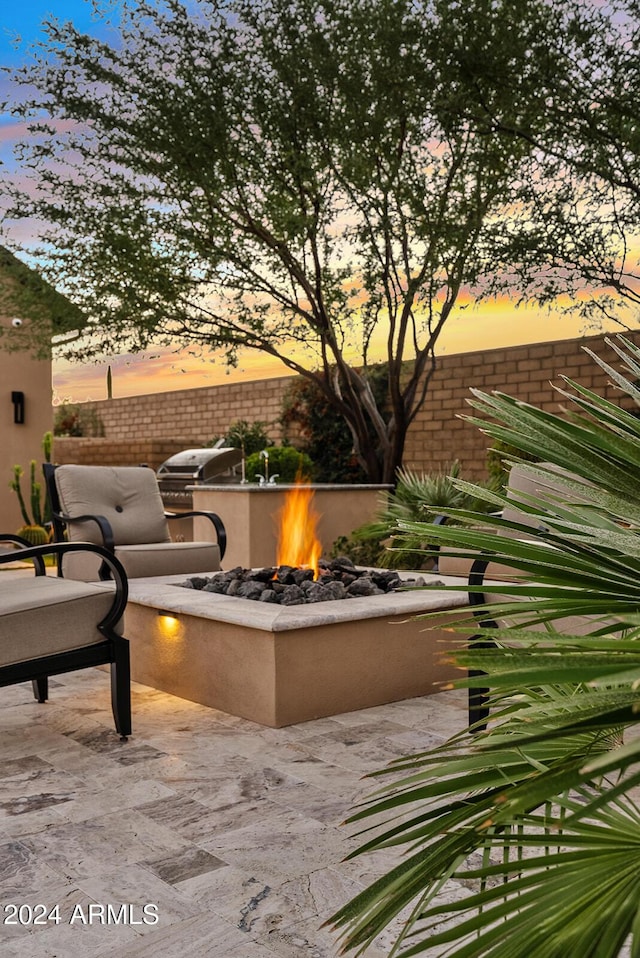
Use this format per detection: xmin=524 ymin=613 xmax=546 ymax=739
xmin=259 ymin=449 xmax=269 ymax=484
xmin=254 ymin=472 xmax=278 ymax=486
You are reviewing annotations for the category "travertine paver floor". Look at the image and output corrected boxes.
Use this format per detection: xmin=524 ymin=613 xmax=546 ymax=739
xmin=0 ymin=662 xmax=469 ymax=958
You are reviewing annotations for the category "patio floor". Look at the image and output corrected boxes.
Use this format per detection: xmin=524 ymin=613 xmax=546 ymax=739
xmin=0 ymin=618 xmax=469 ymax=957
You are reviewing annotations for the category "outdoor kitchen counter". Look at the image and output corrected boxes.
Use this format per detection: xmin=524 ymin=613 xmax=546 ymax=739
xmin=190 ymin=483 xmax=392 ymax=569
xmin=124 ymin=571 xmax=471 ymax=727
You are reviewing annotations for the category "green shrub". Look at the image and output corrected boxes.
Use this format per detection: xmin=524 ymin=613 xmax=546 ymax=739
xmin=245 ymin=446 xmax=314 ymax=484
xmin=53 ymin=403 xmax=104 ymax=437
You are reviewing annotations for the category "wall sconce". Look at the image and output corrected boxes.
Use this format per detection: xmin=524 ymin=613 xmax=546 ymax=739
xmin=11 ymin=391 xmax=25 ymax=425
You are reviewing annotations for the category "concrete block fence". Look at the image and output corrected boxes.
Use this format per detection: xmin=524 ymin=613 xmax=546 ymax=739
xmin=53 ymin=331 xmax=639 ymax=479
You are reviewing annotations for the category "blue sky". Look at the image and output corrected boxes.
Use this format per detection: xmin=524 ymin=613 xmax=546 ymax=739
xmin=1 ymin=1 xmax=121 ymax=115
xmin=1 ymin=0 xmax=118 ymax=60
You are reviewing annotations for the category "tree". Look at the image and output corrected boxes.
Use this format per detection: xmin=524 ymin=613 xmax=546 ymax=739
xmin=1 ymin=0 xmax=559 ymax=483
xmin=330 ymin=336 xmax=640 ymax=956
xmin=1 ymin=0 xmax=543 ymax=482
xmin=454 ymin=0 xmax=640 ymax=328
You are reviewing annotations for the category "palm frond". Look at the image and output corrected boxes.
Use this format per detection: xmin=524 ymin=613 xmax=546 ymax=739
xmin=329 ymin=337 xmax=640 ymax=957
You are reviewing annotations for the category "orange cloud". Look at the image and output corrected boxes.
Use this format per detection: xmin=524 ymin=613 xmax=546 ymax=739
xmin=52 ymin=299 xmax=633 ymax=403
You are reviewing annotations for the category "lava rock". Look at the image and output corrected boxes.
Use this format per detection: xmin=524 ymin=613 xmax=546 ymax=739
xmin=371 ymin=570 xmax=401 ymax=590
xmin=280 ymin=584 xmax=306 ymax=605
xmin=203 ymin=579 xmax=226 ymax=593
xmin=324 ymin=580 xmax=348 ymax=600
xmin=302 ymin=582 xmax=334 ymax=602
xmin=339 ymin=573 xmax=357 ymax=586
xmin=236 ymin=580 xmax=267 ymax=600
xmin=259 ymin=589 xmax=280 ymax=603
xmin=253 ymin=567 xmax=277 ymax=582
xmin=275 ymin=565 xmax=297 ymax=584
xmin=402 ymin=576 xmax=427 ymax=589
xmin=346 ymin=578 xmax=384 ymax=597
xmin=292 ymin=567 xmax=314 ymax=586
xmin=326 ymin=555 xmax=356 ymax=570
xmin=181 ymin=563 xmax=409 ymax=605
xmin=188 ymin=576 xmax=209 ymax=590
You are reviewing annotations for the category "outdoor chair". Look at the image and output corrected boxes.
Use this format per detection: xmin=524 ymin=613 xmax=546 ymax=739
xmin=44 ymin=463 xmax=227 ymax=581
xmin=0 ymin=535 xmax=131 ymax=739
xmin=437 ymin=463 xmax=594 ymax=727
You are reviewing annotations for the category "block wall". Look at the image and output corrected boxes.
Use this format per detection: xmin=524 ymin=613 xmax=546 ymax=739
xmin=87 ymin=375 xmax=292 ymax=445
xmin=403 ymin=333 xmax=640 ymax=479
xmin=55 ymin=332 xmax=639 ymax=478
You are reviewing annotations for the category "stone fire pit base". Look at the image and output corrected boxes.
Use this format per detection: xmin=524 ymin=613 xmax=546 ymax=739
xmin=124 ymin=573 xmax=470 ymax=727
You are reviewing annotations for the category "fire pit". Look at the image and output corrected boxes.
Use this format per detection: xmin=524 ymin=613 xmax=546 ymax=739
xmin=121 ymin=482 xmax=470 ymax=726
xmin=123 ymin=569 xmax=468 ymax=727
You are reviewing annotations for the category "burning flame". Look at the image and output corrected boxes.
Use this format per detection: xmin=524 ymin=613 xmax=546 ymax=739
xmin=275 ymin=478 xmax=322 ymax=578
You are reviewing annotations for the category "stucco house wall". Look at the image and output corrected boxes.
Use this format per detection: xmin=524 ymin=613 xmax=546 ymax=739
xmin=0 ymin=316 xmax=52 ymax=532
xmin=0 ymin=248 xmax=61 ymax=533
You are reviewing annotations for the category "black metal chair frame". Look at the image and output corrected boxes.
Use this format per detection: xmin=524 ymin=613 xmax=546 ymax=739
xmin=0 ymin=535 xmax=132 ymax=739
xmin=431 ymin=514 xmax=497 ymax=729
xmin=43 ymin=463 xmax=227 ymax=580
xmin=467 ymin=555 xmax=499 ymax=730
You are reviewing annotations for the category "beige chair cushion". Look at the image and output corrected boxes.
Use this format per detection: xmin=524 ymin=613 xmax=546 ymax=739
xmin=62 ymin=541 xmax=222 ymax=581
xmin=438 ymin=464 xmax=590 ymax=580
xmin=501 ymin=462 xmax=590 ymax=536
xmin=438 ymin=551 xmax=527 ymax=580
xmin=0 ymin=576 xmax=118 ymax=667
xmin=55 ymin=465 xmax=170 ymax=546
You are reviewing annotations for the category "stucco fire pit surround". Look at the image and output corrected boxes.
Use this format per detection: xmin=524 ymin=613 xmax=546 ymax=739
xmin=124 ymin=571 xmax=470 ymax=727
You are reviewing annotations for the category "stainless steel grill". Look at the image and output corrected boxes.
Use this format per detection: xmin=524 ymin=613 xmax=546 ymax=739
xmin=157 ymin=446 xmax=243 ymax=508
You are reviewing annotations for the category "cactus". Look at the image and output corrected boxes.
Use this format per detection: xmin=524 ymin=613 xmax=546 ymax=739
xmin=16 ymin=524 xmax=49 ymax=546
xmin=29 ymin=461 xmax=43 ymax=527
xmin=9 ymin=465 xmax=30 ymax=526
xmin=9 ymin=442 xmax=51 ymax=529
xmin=42 ymin=430 xmax=53 ymax=464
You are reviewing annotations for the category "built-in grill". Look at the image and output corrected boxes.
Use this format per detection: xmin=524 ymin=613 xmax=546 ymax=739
xmin=157 ymin=445 xmax=243 ymax=509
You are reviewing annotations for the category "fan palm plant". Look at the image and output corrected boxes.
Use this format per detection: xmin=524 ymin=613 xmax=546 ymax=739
xmin=329 ymin=336 xmax=640 ymax=958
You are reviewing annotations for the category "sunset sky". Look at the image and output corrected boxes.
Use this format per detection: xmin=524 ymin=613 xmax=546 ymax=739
xmin=0 ymin=0 xmax=629 ymax=403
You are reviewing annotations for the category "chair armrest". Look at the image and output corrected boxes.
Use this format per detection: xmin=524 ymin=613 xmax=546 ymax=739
xmin=53 ymin=511 xmax=116 ymax=551
xmin=430 ymin=515 xmax=448 ymax=573
xmin=468 ymin=554 xmax=491 ymax=612
xmin=0 ymin=534 xmax=47 ymax=575
xmin=165 ymin=510 xmax=227 ymax=561
xmin=0 ymin=540 xmax=128 ymax=632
